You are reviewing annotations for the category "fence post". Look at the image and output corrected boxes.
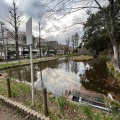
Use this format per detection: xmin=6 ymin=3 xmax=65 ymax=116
xmin=6 ymin=77 xmax=11 ymax=98
xmin=43 ymin=88 xmax=48 ymax=116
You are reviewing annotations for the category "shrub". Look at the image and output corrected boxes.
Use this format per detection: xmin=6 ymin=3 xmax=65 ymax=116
xmin=107 ymin=61 xmax=120 ymax=82
xmin=72 ymin=55 xmax=93 ymax=61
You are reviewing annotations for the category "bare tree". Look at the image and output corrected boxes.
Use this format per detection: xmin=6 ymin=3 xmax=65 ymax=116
xmin=6 ymin=0 xmax=21 ymax=59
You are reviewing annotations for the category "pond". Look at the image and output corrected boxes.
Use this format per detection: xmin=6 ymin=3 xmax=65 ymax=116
xmin=1 ymin=57 xmax=120 ymax=99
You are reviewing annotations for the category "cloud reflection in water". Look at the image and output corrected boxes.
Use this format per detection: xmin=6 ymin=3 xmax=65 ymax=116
xmin=34 ymin=68 xmax=81 ymax=96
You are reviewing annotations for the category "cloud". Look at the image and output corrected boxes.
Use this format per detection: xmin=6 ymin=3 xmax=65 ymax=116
xmin=1 ymin=0 xmax=105 ymax=44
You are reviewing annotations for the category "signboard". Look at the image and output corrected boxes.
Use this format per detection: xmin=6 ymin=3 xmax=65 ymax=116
xmin=26 ymin=17 xmax=33 ymax=45
xmin=26 ymin=17 xmax=34 ymax=106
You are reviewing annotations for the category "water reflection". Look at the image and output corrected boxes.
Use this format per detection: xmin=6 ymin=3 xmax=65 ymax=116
xmin=1 ymin=57 xmax=119 ymax=97
xmin=35 ymin=68 xmax=80 ymax=95
xmin=80 ymin=59 xmax=111 ymax=94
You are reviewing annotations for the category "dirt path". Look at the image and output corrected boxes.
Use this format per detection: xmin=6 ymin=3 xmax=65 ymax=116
xmin=0 ymin=100 xmax=27 ymax=120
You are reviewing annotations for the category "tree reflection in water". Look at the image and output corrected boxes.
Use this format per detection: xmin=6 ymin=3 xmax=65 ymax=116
xmin=79 ymin=59 xmax=120 ymax=98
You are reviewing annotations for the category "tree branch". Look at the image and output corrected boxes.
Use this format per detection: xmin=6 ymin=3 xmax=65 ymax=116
xmin=56 ymin=6 xmax=99 ymax=11
xmin=6 ymin=29 xmax=15 ymax=40
xmin=94 ymin=0 xmax=104 ymax=10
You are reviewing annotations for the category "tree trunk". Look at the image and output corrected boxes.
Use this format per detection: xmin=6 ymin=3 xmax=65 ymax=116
xmin=110 ymin=0 xmax=119 ymax=70
xmin=113 ymin=42 xmax=119 ymax=70
xmin=14 ymin=2 xmax=19 ymax=59
xmin=16 ymin=40 xmax=19 ymax=59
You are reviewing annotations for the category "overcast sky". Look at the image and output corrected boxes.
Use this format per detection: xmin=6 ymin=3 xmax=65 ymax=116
xmin=0 ymin=0 xmax=108 ymax=44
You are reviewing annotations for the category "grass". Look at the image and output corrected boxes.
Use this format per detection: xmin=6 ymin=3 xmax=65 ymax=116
xmin=0 ymin=62 xmax=28 ymax=70
xmin=38 ymin=94 xmax=43 ymax=112
xmin=0 ymin=78 xmax=31 ymax=101
xmin=66 ymin=54 xmax=77 ymax=57
xmin=72 ymin=55 xmax=93 ymax=61
xmin=0 ymin=78 xmax=120 ymax=120
xmin=107 ymin=61 xmax=120 ymax=82
xmin=0 ymin=57 xmax=58 ymax=70
xmin=57 ymin=96 xmax=67 ymax=113
xmin=81 ymin=105 xmax=120 ymax=120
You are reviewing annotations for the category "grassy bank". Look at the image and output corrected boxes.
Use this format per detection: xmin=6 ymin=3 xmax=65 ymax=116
xmin=72 ymin=55 xmax=93 ymax=62
xmin=66 ymin=54 xmax=77 ymax=57
xmin=107 ymin=61 xmax=120 ymax=83
xmin=0 ymin=78 xmax=120 ymax=120
xmin=0 ymin=57 xmax=58 ymax=70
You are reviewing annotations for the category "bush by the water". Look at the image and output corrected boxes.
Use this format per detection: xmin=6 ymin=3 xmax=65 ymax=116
xmin=72 ymin=55 xmax=93 ymax=61
xmin=107 ymin=61 xmax=120 ymax=82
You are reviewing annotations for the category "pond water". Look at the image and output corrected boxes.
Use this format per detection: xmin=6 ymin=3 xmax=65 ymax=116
xmin=1 ymin=57 xmax=120 ymax=98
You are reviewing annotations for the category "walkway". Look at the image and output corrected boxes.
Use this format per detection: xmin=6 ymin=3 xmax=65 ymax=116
xmin=0 ymin=57 xmax=56 ymax=65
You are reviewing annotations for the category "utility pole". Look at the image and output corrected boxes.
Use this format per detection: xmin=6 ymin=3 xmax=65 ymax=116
xmin=39 ymin=22 xmax=41 ymax=57
xmin=0 ymin=22 xmax=6 ymax=61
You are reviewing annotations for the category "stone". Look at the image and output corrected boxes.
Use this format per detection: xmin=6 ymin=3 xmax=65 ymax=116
xmin=27 ymin=109 xmax=32 ymax=115
xmin=41 ymin=115 xmax=46 ymax=120
xmin=45 ymin=117 xmax=50 ymax=120
xmin=37 ymin=114 xmax=42 ymax=120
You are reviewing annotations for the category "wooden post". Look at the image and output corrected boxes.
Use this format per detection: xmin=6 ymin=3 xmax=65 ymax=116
xmin=43 ymin=88 xmax=48 ymax=116
xmin=6 ymin=77 xmax=11 ymax=98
